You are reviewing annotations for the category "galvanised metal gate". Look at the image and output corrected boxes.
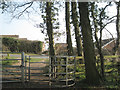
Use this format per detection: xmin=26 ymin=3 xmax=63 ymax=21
xmin=25 ymin=55 xmax=76 ymax=87
xmin=24 ymin=55 xmax=50 ymax=86
xmin=1 ymin=53 xmax=76 ymax=87
xmin=1 ymin=52 xmax=25 ymax=83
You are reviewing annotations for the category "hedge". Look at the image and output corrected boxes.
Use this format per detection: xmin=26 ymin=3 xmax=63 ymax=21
xmin=2 ymin=37 xmax=43 ymax=54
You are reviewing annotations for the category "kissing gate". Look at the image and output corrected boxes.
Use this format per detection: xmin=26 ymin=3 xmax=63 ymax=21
xmin=1 ymin=52 xmax=76 ymax=87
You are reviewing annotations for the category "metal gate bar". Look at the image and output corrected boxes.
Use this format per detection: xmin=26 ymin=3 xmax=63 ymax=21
xmin=2 ymin=52 xmax=25 ymax=83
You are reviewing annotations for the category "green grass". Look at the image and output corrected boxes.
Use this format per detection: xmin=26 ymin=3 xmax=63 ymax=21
xmin=2 ymin=56 xmax=19 ymax=65
xmin=75 ymin=58 xmax=120 ymax=88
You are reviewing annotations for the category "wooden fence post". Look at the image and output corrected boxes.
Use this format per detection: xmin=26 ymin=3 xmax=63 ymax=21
xmin=28 ymin=56 xmax=30 ymax=82
xmin=25 ymin=56 xmax=27 ymax=82
xmin=49 ymin=56 xmax=52 ymax=86
xmin=66 ymin=56 xmax=68 ymax=86
xmin=74 ymin=56 xmax=76 ymax=82
xmin=21 ymin=52 xmax=24 ymax=83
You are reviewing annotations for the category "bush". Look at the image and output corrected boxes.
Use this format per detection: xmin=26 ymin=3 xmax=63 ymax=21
xmin=2 ymin=37 xmax=43 ymax=54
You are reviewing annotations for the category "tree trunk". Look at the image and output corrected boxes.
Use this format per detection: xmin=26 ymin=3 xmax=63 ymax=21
xmin=65 ymin=2 xmax=73 ymax=56
xmin=78 ymin=2 xmax=100 ymax=85
xmin=46 ymin=2 xmax=55 ymax=78
xmin=115 ymin=1 xmax=120 ymax=83
xmin=46 ymin=2 xmax=55 ymax=57
xmin=71 ymin=2 xmax=83 ymax=57
xmin=114 ymin=1 xmax=120 ymax=56
xmin=91 ymin=3 xmax=105 ymax=79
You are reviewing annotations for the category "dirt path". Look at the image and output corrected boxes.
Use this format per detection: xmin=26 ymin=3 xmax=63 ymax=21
xmin=2 ymin=59 xmax=50 ymax=88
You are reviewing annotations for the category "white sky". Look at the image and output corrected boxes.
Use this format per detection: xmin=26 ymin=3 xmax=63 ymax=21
xmin=0 ymin=2 xmax=118 ymax=49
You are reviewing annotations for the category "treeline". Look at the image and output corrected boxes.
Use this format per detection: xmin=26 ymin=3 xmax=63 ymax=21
xmin=2 ymin=37 xmax=43 ymax=54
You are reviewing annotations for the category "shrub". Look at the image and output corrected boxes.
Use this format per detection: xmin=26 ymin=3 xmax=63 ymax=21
xmin=2 ymin=37 xmax=43 ymax=54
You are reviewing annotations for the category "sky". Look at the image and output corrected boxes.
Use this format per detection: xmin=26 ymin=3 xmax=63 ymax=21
xmin=0 ymin=12 xmax=45 ymax=42
xmin=0 ymin=1 xmax=118 ymax=49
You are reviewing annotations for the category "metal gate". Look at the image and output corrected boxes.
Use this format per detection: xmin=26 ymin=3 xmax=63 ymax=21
xmin=1 ymin=52 xmax=25 ymax=83
xmin=1 ymin=53 xmax=76 ymax=87
xmin=25 ymin=55 xmax=76 ymax=87
xmin=24 ymin=55 xmax=50 ymax=86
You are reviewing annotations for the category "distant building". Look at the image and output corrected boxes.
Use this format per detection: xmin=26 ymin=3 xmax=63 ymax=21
xmin=55 ymin=43 xmax=77 ymax=55
xmin=0 ymin=35 xmax=27 ymax=40
xmin=0 ymin=35 xmax=19 ymax=38
xmin=102 ymin=39 xmax=116 ymax=51
xmin=95 ymin=38 xmax=118 ymax=55
xmin=42 ymin=43 xmax=45 ymax=52
xmin=55 ymin=43 xmax=68 ymax=55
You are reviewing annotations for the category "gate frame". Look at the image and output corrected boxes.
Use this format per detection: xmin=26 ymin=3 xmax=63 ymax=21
xmin=1 ymin=52 xmax=25 ymax=83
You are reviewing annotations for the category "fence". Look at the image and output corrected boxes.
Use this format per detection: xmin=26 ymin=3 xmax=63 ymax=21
xmin=1 ymin=52 xmax=120 ymax=87
xmin=49 ymin=56 xmax=76 ymax=87
xmin=1 ymin=52 xmax=25 ymax=83
xmin=1 ymin=53 xmax=76 ymax=87
xmin=24 ymin=55 xmax=76 ymax=87
xmin=25 ymin=55 xmax=50 ymax=85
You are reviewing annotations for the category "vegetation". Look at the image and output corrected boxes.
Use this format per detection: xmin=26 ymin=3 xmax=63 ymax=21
xmin=2 ymin=37 xmax=43 ymax=54
xmin=2 ymin=56 xmax=19 ymax=65
xmin=1 ymin=0 xmax=120 ymax=88
xmin=76 ymin=56 xmax=120 ymax=88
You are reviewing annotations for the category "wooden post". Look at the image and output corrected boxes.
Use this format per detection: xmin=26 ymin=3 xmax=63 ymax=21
xmin=66 ymin=56 xmax=68 ymax=86
xmin=118 ymin=56 xmax=120 ymax=83
xmin=49 ymin=56 xmax=52 ymax=86
xmin=74 ymin=56 xmax=76 ymax=82
xmin=28 ymin=56 xmax=30 ymax=82
xmin=25 ymin=56 xmax=27 ymax=82
xmin=54 ymin=56 xmax=56 ymax=78
xmin=21 ymin=52 xmax=24 ymax=83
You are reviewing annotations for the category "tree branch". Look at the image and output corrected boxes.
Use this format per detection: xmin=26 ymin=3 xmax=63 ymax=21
xmin=14 ymin=2 xmax=33 ymax=11
xmin=104 ymin=28 xmax=115 ymax=39
xmin=101 ymin=19 xmax=115 ymax=30
xmin=108 ymin=15 xmax=117 ymax=21
xmin=100 ymin=2 xmax=111 ymax=17
xmin=13 ymin=2 xmax=33 ymax=19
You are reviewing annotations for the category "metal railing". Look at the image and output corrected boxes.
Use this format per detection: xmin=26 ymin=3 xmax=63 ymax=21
xmin=49 ymin=56 xmax=76 ymax=87
xmin=24 ymin=55 xmax=76 ymax=87
xmin=1 ymin=52 xmax=25 ymax=83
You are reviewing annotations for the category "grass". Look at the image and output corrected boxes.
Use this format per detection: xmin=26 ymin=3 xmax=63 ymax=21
xmin=2 ymin=56 xmax=19 ymax=65
xmin=75 ymin=58 xmax=120 ymax=88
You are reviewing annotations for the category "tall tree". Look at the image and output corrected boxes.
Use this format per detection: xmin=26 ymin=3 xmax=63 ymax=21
xmin=114 ymin=1 xmax=120 ymax=83
xmin=90 ymin=2 xmax=114 ymax=79
xmin=78 ymin=2 xmax=100 ymax=85
xmin=91 ymin=2 xmax=105 ymax=79
xmin=65 ymin=2 xmax=73 ymax=56
xmin=46 ymin=2 xmax=55 ymax=57
xmin=71 ymin=1 xmax=83 ymax=57
xmin=114 ymin=1 xmax=120 ymax=56
xmin=46 ymin=2 xmax=56 ymax=78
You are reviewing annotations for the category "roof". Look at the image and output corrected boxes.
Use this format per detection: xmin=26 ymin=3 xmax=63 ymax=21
xmin=102 ymin=39 xmax=116 ymax=49
xmin=101 ymin=38 xmax=114 ymax=46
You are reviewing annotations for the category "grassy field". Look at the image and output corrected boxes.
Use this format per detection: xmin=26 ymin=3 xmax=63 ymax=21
xmin=2 ymin=56 xmax=19 ymax=65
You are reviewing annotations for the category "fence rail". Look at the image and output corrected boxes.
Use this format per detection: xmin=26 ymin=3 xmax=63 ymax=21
xmin=1 ymin=52 xmax=25 ymax=83
xmin=1 ymin=52 xmax=120 ymax=87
